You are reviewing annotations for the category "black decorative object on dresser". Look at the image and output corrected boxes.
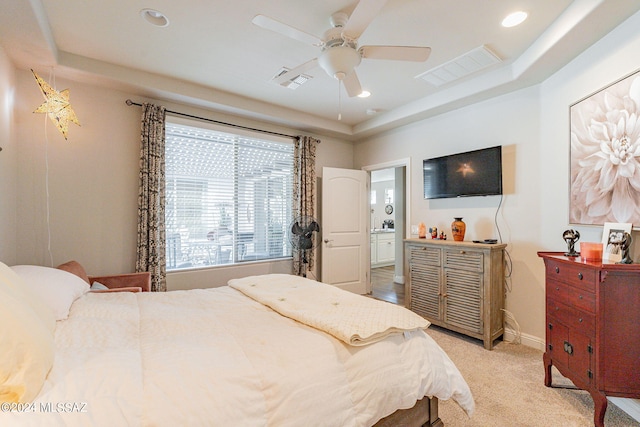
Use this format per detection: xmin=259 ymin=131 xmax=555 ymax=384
xmin=405 ymin=239 xmax=507 ymax=350
xmin=538 ymin=252 xmax=640 ymax=427
xmin=562 ymin=229 xmax=580 ymax=257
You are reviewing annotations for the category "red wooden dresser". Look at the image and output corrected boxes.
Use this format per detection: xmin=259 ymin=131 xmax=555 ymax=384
xmin=538 ymin=252 xmax=640 ymax=426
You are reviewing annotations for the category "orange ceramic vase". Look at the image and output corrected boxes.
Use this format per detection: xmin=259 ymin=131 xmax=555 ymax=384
xmin=451 ymin=217 xmax=466 ymax=242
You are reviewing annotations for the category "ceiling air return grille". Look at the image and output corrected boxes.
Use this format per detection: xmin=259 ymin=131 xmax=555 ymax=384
xmin=273 ymin=67 xmax=313 ymax=90
xmin=416 ymin=45 xmax=501 ymax=87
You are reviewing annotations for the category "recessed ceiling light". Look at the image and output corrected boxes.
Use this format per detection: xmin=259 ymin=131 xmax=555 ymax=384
xmin=358 ymin=90 xmax=371 ymax=98
xmin=501 ymin=11 xmax=528 ymax=28
xmin=140 ymin=8 xmax=170 ymax=27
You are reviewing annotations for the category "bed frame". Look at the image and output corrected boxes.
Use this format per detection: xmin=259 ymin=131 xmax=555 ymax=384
xmin=374 ymin=397 xmax=443 ymax=427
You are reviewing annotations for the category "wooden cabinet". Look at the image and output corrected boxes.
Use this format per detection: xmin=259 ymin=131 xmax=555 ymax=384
xmin=405 ymin=239 xmax=506 ymax=350
xmin=538 ymin=252 xmax=640 ymax=427
xmin=371 ymin=232 xmax=395 ymax=266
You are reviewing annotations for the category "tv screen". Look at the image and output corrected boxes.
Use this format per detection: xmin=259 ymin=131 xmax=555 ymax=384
xmin=423 ymin=146 xmax=503 ymax=199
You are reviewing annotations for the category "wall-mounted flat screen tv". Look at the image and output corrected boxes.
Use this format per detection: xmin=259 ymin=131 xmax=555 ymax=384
xmin=423 ymin=146 xmax=503 ymax=199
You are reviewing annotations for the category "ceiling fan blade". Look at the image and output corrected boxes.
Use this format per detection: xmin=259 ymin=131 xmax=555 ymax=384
xmin=342 ymin=70 xmax=363 ymax=97
xmin=252 ymin=15 xmax=322 ymax=46
xmin=342 ymin=0 xmax=388 ymax=40
xmin=359 ymin=45 xmax=431 ymax=62
xmin=272 ymin=58 xmax=319 ymax=85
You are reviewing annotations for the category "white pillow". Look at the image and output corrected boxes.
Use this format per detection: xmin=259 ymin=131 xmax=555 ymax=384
xmin=11 ymin=265 xmax=90 ymax=321
xmin=0 ymin=262 xmax=55 ymax=332
xmin=0 ymin=262 xmax=55 ymax=403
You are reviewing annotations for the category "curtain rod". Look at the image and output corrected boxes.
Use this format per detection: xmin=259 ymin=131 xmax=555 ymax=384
xmin=125 ymin=99 xmax=302 ymax=140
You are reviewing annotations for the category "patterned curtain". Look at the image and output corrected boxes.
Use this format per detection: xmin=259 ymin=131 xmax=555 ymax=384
xmin=292 ymin=135 xmax=319 ymax=276
xmin=136 ymin=103 xmax=167 ymax=292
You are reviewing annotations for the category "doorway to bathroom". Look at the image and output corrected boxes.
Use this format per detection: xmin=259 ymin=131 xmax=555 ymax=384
xmin=366 ymin=159 xmax=410 ymax=306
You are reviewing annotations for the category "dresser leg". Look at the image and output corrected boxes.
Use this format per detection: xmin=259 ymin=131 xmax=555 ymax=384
xmin=543 ymin=352 xmax=552 ymax=387
xmin=590 ymin=390 xmax=607 ymax=427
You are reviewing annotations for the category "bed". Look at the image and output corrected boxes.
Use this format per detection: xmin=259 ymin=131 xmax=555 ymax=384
xmin=0 ymin=261 xmax=474 ymax=426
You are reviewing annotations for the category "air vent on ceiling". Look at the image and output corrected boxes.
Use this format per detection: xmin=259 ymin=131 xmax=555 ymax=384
xmin=273 ymin=67 xmax=313 ymax=90
xmin=415 ymin=45 xmax=501 ymax=87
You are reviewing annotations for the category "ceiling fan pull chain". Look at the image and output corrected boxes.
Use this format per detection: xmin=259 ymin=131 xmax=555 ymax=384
xmin=337 ymin=79 xmax=342 ymax=121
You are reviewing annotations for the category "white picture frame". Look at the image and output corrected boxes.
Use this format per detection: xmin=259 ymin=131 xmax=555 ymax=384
xmin=601 ymin=222 xmax=632 ymax=262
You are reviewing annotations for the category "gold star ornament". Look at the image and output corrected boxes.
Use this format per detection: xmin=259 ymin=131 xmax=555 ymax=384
xmin=32 ymin=69 xmax=80 ymax=140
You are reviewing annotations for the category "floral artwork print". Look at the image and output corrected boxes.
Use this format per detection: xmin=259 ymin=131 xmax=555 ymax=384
xmin=570 ymin=70 xmax=640 ymax=226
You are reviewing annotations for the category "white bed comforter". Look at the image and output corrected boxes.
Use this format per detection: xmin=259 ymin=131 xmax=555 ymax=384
xmin=2 ymin=286 xmax=473 ymax=427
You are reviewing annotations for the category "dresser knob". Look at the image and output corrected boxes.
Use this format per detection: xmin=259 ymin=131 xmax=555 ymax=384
xmin=579 ymin=318 xmax=583 ymax=323
xmin=556 ymin=286 xmax=560 ymax=291
xmin=555 ymin=266 xmax=560 ymax=274
xmin=579 ymin=295 xmax=583 ymax=300
xmin=578 ymin=273 xmax=583 ymax=280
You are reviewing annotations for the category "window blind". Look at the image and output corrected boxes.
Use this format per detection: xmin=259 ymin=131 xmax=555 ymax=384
xmin=165 ymin=119 xmax=294 ymax=270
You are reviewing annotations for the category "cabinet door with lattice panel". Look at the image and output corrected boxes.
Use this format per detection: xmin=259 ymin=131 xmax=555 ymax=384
xmin=408 ymin=244 xmax=442 ymax=321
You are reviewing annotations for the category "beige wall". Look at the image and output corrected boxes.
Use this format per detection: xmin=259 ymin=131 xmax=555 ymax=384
xmin=0 ymin=46 xmax=17 ymax=265
xmin=11 ymin=68 xmax=354 ymax=290
xmin=353 ymin=11 xmax=640 ymax=349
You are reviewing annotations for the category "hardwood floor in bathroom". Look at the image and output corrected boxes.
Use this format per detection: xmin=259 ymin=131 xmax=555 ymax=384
xmin=371 ymin=266 xmax=405 ymax=306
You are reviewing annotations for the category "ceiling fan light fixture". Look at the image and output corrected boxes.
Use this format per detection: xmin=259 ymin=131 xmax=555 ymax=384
xmin=358 ymin=90 xmax=371 ymax=98
xmin=318 ymin=46 xmax=362 ymax=80
xmin=502 ymin=11 xmax=528 ymax=28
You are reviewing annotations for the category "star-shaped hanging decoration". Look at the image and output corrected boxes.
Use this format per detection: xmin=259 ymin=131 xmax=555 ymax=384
xmin=31 ymin=69 xmax=80 ymax=140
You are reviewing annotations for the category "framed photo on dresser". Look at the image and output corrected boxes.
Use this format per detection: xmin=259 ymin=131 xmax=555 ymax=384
xmin=601 ymin=222 xmax=632 ymax=262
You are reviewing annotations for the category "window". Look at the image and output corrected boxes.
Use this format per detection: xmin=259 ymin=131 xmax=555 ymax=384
xmin=165 ymin=118 xmax=294 ymax=270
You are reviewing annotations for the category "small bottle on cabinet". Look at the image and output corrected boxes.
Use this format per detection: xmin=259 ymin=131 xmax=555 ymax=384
xmin=418 ymin=223 xmax=426 ymax=238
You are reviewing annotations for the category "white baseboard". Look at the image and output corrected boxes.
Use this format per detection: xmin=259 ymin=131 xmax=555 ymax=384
xmin=503 ymin=328 xmax=545 ymax=351
xmin=608 ymin=398 xmax=640 ymax=423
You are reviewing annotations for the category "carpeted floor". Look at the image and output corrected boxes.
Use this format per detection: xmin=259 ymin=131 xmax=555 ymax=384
xmin=426 ymin=326 xmax=640 ymax=427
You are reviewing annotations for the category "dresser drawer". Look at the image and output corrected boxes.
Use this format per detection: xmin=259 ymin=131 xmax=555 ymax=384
xmin=444 ymin=249 xmax=483 ymax=273
xmin=409 ymin=245 xmax=441 ymax=267
xmin=545 ymin=260 xmax=597 ymax=292
xmin=546 ymin=280 xmax=596 ymax=313
xmin=547 ymin=299 xmax=595 ymax=336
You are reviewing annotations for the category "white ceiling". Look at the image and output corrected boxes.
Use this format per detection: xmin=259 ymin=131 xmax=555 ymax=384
xmin=1 ymin=0 xmax=639 ymax=140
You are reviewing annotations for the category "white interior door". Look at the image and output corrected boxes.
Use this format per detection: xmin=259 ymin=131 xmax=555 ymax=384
xmin=321 ymin=167 xmax=369 ymax=294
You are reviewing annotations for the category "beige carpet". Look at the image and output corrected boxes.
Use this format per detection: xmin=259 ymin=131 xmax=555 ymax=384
xmin=426 ymin=326 xmax=640 ymax=427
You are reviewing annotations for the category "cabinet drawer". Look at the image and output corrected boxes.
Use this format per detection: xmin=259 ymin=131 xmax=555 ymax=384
xmin=409 ymin=245 xmax=441 ymax=267
xmin=444 ymin=249 xmax=483 ymax=272
xmin=546 ymin=280 xmax=596 ymax=313
xmin=547 ymin=299 xmax=595 ymax=336
xmin=545 ymin=260 xmax=597 ymax=292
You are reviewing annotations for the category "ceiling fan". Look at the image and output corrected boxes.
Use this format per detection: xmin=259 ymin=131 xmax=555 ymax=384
xmin=252 ymin=0 xmax=431 ymax=98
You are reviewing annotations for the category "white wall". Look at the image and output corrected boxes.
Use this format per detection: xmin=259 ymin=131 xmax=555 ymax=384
xmin=354 ymin=10 xmax=640 ymax=349
xmin=0 ymin=46 xmax=17 ymax=265
xmin=15 ymin=72 xmax=141 ymax=273
xmin=12 ymin=69 xmax=354 ymax=290
xmin=355 ymin=85 xmax=542 ymax=345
